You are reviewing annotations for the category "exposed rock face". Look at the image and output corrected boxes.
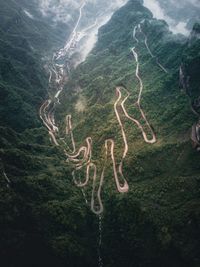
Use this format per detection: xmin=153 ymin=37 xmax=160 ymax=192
xmin=179 ymin=63 xmax=190 ymax=96
xmin=190 ymin=23 xmax=200 ymax=41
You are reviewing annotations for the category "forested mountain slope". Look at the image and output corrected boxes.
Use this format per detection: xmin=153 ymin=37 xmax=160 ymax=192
xmin=0 ymin=0 xmax=71 ymax=131
xmin=57 ymin=0 xmax=200 ymax=265
xmin=0 ymin=0 xmax=200 ymax=267
xmin=0 ymin=1 xmax=86 ymax=266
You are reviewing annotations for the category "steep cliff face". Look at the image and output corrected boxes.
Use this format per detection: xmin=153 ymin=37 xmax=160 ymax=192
xmin=179 ymin=23 xmax=200 ymax=149
xmin=0 ymin=1 xmax=200 ymax=267
xmin=186 ymin=23 xmax=200 ymax=100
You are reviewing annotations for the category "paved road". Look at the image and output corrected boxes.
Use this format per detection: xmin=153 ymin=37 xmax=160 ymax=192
xmin=39 ymin=16 xmax=163 ymax=214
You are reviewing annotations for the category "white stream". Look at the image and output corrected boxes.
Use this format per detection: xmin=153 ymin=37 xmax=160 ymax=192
xmin=98 ymin=215 xmax=103 ymax=267
xmin=3 ymin=171 xmax=11 ymax=188
xmin=0 ymin=162 xmax=11 ymax=188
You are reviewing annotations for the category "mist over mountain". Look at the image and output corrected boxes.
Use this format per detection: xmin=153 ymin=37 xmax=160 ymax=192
xmin=37 ymin=0 xmax=128 ymax=24
xmin=0 ymin=0 xmax=200 ymax=267
xmin=143 ymin=0 xmax=200 ymax=35
xmin=36 ymin=0 xmax=129 ymax=64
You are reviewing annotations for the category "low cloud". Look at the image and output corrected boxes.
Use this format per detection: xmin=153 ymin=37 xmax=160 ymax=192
xmin=37 ymin=0 xmax=128 ymax=62
xmin=38 ymin=0 xmax=79 ymax=23
xmin=143 ymin=0 xmax=200 ymax=36
xmin=143 ymin=0 xmax=191 ymax=35
xmin=169 ymin=0 xmax=200 ymax=8
xmin=38 ymin=0 xmax=128 ymax=24
xmin=24 ymin=9 xmax=34 ymax=19
xmin=75 ymin=13 xmax=116 ymax=65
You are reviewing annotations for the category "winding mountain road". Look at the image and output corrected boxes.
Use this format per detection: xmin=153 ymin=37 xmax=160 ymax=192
xmin=113 ymin=22 xmax=158 ymax=145
xmin=134 ymin=22 xmax=168 ymax=73
xmin=39 ymin=1 xmax=86 ymax=146
xmin=39 ymin=10 xmax=162 ymax=214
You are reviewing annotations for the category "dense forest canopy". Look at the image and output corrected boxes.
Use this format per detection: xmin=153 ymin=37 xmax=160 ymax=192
xmin=0 ymin=0 xmax=200 ymax=266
